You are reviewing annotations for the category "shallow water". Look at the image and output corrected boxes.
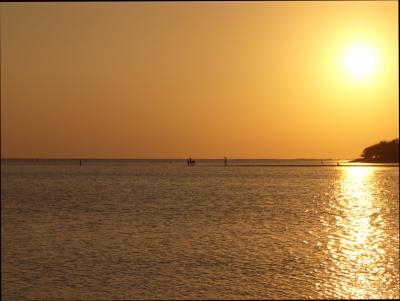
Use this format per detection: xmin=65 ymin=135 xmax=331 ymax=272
xmin=1 ymin=160 xmax=399 ymax=300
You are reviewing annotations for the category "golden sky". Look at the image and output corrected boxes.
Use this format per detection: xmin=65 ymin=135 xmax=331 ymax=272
xmin=1 ymin=1 xmax=398 ymax=159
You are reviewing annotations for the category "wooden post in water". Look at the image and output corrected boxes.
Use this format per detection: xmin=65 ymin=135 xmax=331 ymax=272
xmin=80 ymin=159 xmax=82 ymax=166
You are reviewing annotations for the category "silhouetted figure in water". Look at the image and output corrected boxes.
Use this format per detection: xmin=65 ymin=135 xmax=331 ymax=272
xmin=337 ymin=162 xmax=340 ymax=166
xmin=80 ymin=160 xmax=82 ymax=166
xmin=224 ymin=156 xmax=227 ymax=166
xmin=187 ymin=157 xmax=195 ymax=166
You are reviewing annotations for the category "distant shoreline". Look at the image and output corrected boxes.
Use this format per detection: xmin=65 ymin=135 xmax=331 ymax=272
xmin=350 ymin=158 xmax=400 ymax=163
xmin=0 ymin=158 xmax=348 ymax=161
xmin=1 ymin=159 xmax=398 ymax=167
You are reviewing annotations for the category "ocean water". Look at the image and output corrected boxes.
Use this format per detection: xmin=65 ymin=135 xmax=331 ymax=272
xmin=1 ymin=160 xmax=399 ymax=300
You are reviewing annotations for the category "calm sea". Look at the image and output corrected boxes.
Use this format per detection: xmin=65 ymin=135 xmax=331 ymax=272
xmin=1 ymin=159 xmax=399 ymax=300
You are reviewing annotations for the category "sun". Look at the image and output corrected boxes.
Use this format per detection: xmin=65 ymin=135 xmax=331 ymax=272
xmin=343 ymin=42 xmax=378 ymax=79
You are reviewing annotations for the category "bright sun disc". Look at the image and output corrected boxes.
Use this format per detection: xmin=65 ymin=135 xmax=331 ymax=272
xmin=343 ymin=43 xmax=378 ymax=78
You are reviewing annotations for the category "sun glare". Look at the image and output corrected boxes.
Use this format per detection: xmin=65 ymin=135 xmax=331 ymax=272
xmin=343 ymin=42 xmax=378 ymax=79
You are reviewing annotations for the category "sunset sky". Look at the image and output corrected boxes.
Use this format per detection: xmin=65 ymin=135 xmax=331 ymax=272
xmin=1 ymin=1 xmax=398 ymax=159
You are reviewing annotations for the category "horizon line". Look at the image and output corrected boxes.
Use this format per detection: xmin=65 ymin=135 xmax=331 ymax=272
xmin=1 ymin=157 xmax=350 ymax=161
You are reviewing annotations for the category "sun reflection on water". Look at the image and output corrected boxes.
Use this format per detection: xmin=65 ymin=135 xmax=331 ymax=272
xmin=321 ymin=167 xmax=395 ymax=299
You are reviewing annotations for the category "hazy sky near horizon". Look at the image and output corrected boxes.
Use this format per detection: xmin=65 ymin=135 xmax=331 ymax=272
xmin=1 ymin=1 xmax=398 ymax=159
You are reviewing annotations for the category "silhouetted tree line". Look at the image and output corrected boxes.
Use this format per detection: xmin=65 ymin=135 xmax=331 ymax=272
xmin=360 ymin=138 xmax=399 ymax=162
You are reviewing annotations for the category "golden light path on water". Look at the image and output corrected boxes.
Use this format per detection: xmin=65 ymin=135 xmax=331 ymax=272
xmin=319 ymin=167 xmax=398 ymax=299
